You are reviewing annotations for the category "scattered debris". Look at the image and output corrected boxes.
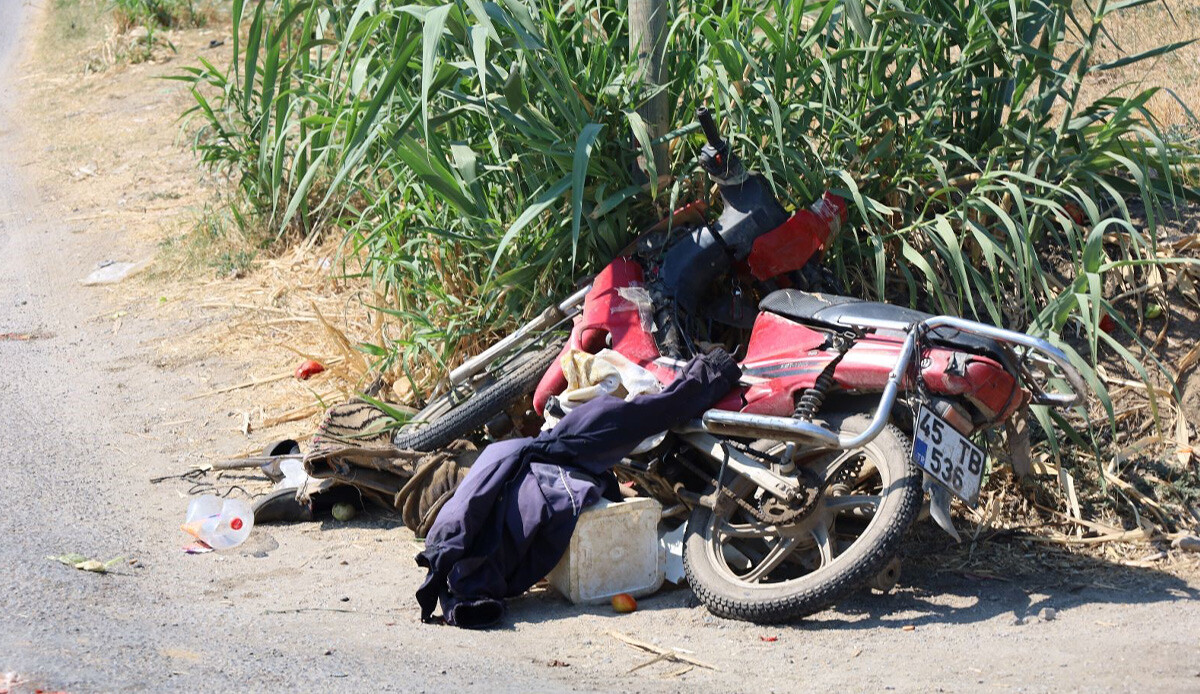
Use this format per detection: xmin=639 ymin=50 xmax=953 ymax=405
xmin=183 ymin=541 xmax=213 ymax=554
xmin=1124 ymin=550 xmax=1167 ymax=567
xmin=902 ymin=625 xmax=916 ymax=632
xmin=1 ymin=672 xmax=30 ymax=694
xmin=760 ymin=635 xmax=778 ymax=642
xmin=48 ymin=553 xmax=125 ymax=573
xmin=182 ymin=495 xmax=254 ymax=550
xmin=295 ymin=359 xmax=326 ymax=380
xmin=611 ymin=593 xmax=638 ymax=613
xmin=608 ymin=630 xmax=718 ymax=672
xmin=1038 ymin=607 xmax=1057 ymax=622
xmin=868 ymin=557 xmax=902 ymax=593
xmin=0 ymin=331 xmax=51 ymax=341
xmin=186 ymin=358 xmax=345 ymax=400
xmin=262 ymin=606 xmax=400 ymax=618
xmin=81 ymin=260 xmax=145 ymax=286
xmin=262 ymin=402 xmax=325 ymax=428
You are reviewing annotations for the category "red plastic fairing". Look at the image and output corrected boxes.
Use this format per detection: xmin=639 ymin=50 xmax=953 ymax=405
xmin=727 ymin=312 xmax=837 ymax=414
xmin=533 ymin=258 xmax=666 ymax=414
xmin=742 ymin=312 xmax=829 ymax=363
xmin=718 ymin=314 xmax=1021 ymax=425
xmin=747 ymin=192 xmax=848 ymax=281
xmin=531 ymin=341 xmax=571 ymax=415
xmin=825 ymin=339 xmax=1020 ymax=422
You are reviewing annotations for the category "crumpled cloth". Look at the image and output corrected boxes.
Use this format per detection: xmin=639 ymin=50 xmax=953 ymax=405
xmin=560 ymin=348 xmax=661 ymax=402
xmin=301 ymin=400 xmax=478 ymax=535
xmin=545 ymin=348 xmax=661 ymax=430
xmin=415 ymin=349 xmax=742 ymax=628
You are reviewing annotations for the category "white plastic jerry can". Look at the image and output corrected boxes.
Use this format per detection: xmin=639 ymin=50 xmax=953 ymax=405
xmin=547 ymin=496 xmax=665 ymax=605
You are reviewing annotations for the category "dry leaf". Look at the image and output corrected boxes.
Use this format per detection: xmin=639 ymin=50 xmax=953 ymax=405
xmin=1178 ymin=342 xmax=1200 ymax=377
xmin=1177 ymin=415 xmax=1193 ymax=467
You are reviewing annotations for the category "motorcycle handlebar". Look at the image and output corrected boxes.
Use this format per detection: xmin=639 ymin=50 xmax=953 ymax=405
xmin=695 ymin=107 xmax=723 ymax=149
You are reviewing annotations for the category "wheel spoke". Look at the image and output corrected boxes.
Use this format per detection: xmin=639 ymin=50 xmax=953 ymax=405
xmin=812 ymin=523 xmax=835 ymax=568
xmin=742 ymin=537 xmax=799 ymax=583
xmin=824 ymin=494 xmax=880 ymax=515
xmin=718 ymin=521 xmax=775 ymax=539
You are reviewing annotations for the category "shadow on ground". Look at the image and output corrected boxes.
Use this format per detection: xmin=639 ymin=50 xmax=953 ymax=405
xmin=501 ymin=521 xmax=1197 ymax=631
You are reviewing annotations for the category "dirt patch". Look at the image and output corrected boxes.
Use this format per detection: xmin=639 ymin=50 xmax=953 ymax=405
xmin=1077 ymin=1 xmax=1200 ymax=136
xmin=15 ymin=0 xmax=386 ymax=453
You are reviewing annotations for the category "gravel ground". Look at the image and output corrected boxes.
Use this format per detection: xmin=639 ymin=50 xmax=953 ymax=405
xmin=2 ymin=3 xmax=1199 ymax=692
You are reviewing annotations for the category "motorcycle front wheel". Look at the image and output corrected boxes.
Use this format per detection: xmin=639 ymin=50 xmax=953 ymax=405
xmin=682 ymin=411 xmax=921 ymax=623
xmin=392 ymin=340 xmax=564 ymax=452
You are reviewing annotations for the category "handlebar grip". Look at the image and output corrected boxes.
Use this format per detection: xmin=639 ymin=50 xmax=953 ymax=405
xmin=696 ymin=107 xmax=723 ymax=148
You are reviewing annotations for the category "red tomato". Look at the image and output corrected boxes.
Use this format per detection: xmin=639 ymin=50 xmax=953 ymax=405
xmin=294 ymin=360 xmax=326 ymax=380
xmin=611 ymin=593 xmax=638 ymax=613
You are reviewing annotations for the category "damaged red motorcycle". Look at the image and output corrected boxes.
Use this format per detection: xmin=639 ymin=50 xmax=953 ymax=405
xmin=392 ymin=108 xmax=1086 ymax=623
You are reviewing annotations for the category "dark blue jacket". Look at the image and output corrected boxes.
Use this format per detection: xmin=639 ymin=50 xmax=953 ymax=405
xmin=415 ymin=350 xmax=741 ymax=628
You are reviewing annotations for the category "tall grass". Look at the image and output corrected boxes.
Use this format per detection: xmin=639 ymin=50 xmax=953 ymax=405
xmin=178 ymin=0 xmax=1197 ymax=436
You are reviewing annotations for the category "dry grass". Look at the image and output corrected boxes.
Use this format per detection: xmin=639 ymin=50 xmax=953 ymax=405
xmin=17 ymin=0 xmax=393 ymax=449
xmin=1075 ymin=1 xmax=1200 ymax=135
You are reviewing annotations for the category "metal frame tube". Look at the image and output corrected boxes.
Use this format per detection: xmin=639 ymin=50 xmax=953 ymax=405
xmin=677 ymin=431 xmax=801 ymax=501
xmin=448 ymin=285 xmax=592 ymax=385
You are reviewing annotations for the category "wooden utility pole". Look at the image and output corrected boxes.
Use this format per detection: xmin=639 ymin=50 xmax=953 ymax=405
xmin=629 ymin=0 xmax=668 ymax=180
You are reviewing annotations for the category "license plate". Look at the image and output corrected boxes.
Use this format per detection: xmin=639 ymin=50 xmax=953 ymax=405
xmin=911 ymin=406 xmax=986 ymax=507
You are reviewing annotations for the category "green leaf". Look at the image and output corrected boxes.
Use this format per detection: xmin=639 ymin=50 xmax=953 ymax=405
xmin=843 ymin=0 xmax=871 ymax=40
xmin=1091 ymin=40 xmax=1196 ymax=72
xmin=421 ymin=4 xmax=454 ymax=143
xmin=242 ymin=3 xmax=265 ymax=113
xmin=625 ymin=110 xmax=657 ymax=198
xmin=569 ymin=123 xmax=605 ymax=266
xmin=490 ymin=176 xmax=572 ymax=275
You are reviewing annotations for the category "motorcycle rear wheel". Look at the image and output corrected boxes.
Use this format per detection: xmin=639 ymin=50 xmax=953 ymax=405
xmin=682 ymin=411 xmax=921 ymax=623
xmin=392 ymin=340 xmax=563 ymax=452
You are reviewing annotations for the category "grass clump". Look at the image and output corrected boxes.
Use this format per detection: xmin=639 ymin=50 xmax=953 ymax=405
xmin=111 ymin=0 xmax=213 ymax=30
xmin=157 ymin=203 xmax=262 ymax=279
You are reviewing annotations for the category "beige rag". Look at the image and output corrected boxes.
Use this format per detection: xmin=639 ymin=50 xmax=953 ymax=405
xmin=557 ymin=348 xmax=660 ymax=407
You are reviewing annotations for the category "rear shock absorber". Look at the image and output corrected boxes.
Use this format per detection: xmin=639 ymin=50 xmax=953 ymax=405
xmin=794 ymin=331 xmax=855 ymax=422
xmin=794 ymin=369 xmax=835 ymax=421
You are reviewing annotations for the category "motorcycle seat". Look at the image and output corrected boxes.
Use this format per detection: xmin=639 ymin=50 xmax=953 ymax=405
xmin=759 ymin=289 xmax=1008 ymax=361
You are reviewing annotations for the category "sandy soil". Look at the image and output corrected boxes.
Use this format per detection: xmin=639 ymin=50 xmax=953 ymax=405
xmin=2 ymin=3 xmax=1200 ymax=693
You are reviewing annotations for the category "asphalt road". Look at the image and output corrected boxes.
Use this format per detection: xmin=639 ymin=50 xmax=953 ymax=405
xmin=2 ymin=3 xmax=1200 ymax=692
